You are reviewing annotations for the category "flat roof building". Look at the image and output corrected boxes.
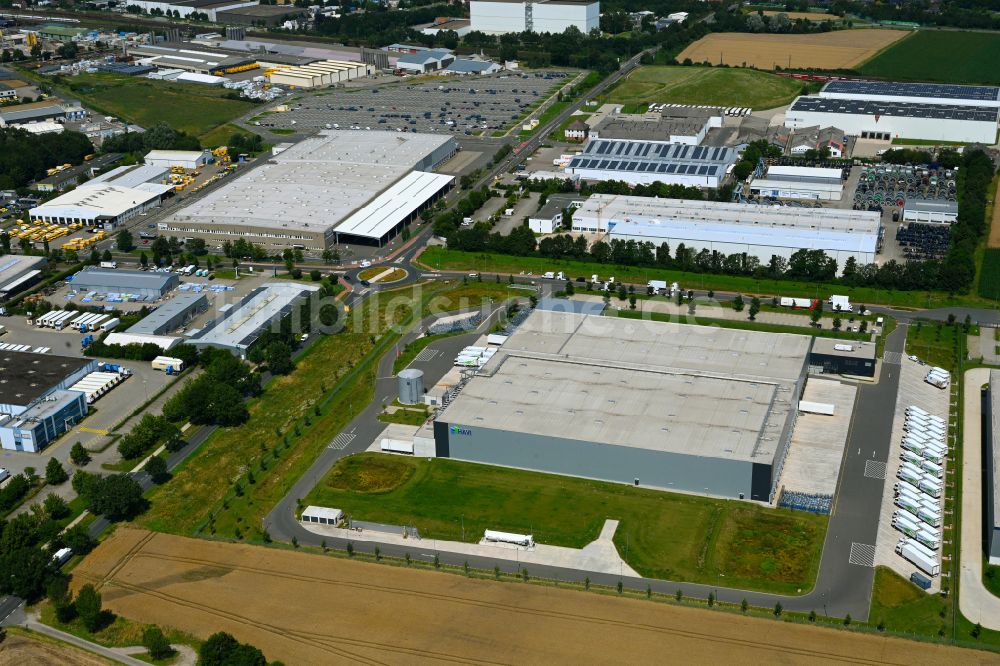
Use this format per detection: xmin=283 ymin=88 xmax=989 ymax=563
xmin=160 ymin=131 xmax=456 ymax=250
xmin=0 ymin=389 xmax=87 ymax=453
xmin=987 ymin=370 xmax=1000 ymax=565
xmin=0 ymin=255 xmax=47 ymax=297
xmin=809 ymin=338 xmax=876 ymax=378
xmin=127 ymin=41 xmax=258 ymax=74
xmin=32 ymin=153 xmax=123 ymax=192
xmin=144 ymin=150 xmax=211 ymax=170
xmin=785 ymin=96 xmax=1000 ymax=144
xmin=187 ymin=282 xmax=318 ymax=357
xmin=573 ymin=194 xmax=879 ymax=269
xmin=0 ymin=350 xmax=97 ymax=415
xmin=819 ymin=80 xmax=1000 ymax=109
xmin=748 ymin=164 xmax=845 ymax=202
xmin=902 ymin=198 xmax=958 ymax=224
xmin=428 ymin=309 xmax=812 ymax=501
xmin=68 ymin=268 xmax=179 ymax=299
xmin=470 ymin=0 xmax=599 ymax=35
xmin=127 ymin=293 xmax=209 ymax=335
xmin=30 ymin=182 xmax=166 ymax=228
xmin=566 ymin=139 xmax=737 ymax=188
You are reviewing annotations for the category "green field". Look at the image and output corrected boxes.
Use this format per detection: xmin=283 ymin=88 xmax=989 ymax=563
xmin=869 ymin=567 xmax=949 ymax=636
xmin=979 ymin=249 xmax=1000 ymax=301
xmin=304 ymin=453 xmax=828 ymax=594
xmin=604 ymin=66 xmax=805 ymax=110
xmin=55 ymin=73 xmax=256 ymax=138
xmin=906 ymin=319 xmax=960 ymax=372
xmin=860 ymin=30 xmax=1000 ymax=85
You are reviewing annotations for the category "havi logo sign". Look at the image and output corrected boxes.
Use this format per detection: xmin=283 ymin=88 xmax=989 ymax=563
xmin=449 ymin=426 xmax=472 ymax=436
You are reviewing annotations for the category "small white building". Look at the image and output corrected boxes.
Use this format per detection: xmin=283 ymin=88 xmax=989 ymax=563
xmin=748 ymin=165 xmax=844 ymax=202
xmin=470 ymin=0 xmax=599 ymax=34
xmin=144 ymin=149 xmax=211 ymax=170
xmin=902 ymin=199 xmax=958 ymax=224
xmin=395 ymin=48 xmax=455 ymax=74
xmin=301 ymin=505 xmax=343 ymax=526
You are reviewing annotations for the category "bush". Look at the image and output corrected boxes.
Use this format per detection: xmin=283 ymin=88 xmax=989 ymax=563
xmin=45 ymin=458 xmax=68 ymax=485
xmin=142 ymin=626 xmax=173 ymax=660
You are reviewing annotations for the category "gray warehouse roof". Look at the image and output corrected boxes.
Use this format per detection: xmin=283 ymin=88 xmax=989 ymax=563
xmin=811 ymin=338 xmax=876 ymax=361
xmin=991 ymin=369 xmax=1000 ymax=531
xmin=0 ymin=350 xmax=92 ymax=406
xmin=789 ymin=96 xmax=1000 ymax=122
xmin=0 ymin=255 xmax=47 ymax=287
xmin=822 ymin=80 xmax=1000 ymax=103
xmin=69 ymin=268 xmax=178 ymax=292
xmin=903 ymin=198 xmax=958 ymax=216
xmin=127 ymin=293 xmax=208 ymax=335
xmin=569 ymin=140 xmax=737 ymax=179
xmin=441 ymin=310 xmax=811 ymax=463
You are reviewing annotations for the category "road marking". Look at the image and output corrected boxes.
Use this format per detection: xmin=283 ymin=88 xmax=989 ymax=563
xmin=328 ymin=433 xmax=356 ymax=450
xmin=864 ymin=460 xmax=887 ymax=480
xmin=848 ymin=542 xmax=876 ymax=568
xmin=414 ymin=348 xmax=439 ymax=363
xmin=883 ymin=351 xmax=902 ymax=365
xmin=77 ymin=427 xmax=109 ymax=435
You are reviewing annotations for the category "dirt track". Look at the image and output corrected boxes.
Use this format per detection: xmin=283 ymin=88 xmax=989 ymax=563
xmin=74 ymin=528 xmax=995 ymax=665
xmin=677 ymin=30 xmax=906 ymax=70
xmin=988 ymin=178 xmax=1000 ymax=248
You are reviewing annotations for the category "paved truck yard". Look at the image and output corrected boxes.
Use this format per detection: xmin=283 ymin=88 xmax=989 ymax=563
xmin=259 ymin=71 xmax=571 ymax=135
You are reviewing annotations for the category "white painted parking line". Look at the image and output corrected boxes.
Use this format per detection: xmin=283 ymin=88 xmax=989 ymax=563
xmin=414 ymin=348 xmax=439 ymax=363
xmin=849 ymin=542 xmax=876 ymax=568
xmin=864 ymin=460 xmax=887 ymax=480
xmin=883 ymin=351 xmax=902 ymax=365
xmin=328 ymin=433 xmax=356 ymax=450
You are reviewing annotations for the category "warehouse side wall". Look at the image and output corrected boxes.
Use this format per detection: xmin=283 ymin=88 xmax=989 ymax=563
xmin=434 ymin=422 xmax=760 ymax=499
xmin=785 ymin=111 xmax=997 ymax=144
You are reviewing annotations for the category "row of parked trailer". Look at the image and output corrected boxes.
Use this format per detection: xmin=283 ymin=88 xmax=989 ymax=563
xmin=30 ymin=310 xmax=119 ymax=333
xmin=893 ymin=405 xmax=946 ymax=578
xmin=0 ymin=342 xmax=50 ymax=353
xmin=454 ymin=345 xmax=497 ymax=369
xmin=925 ymin=366 xmax=951 ymax=389
xmin=67 ymin=367 xmax=130 ymax=404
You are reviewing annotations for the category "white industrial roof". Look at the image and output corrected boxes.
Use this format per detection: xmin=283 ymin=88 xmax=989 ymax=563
xmin=145 ymin=149 xmax=206 ymax=162
xmin=29 ymin=184 xmax=163 ymax=220
xmin=334 ymin=171 xmax=453 ymax=240
xmin=189 ymin=282 xmax=319 ymax=352
xmin=0 ymin=255 xmax=46 ymax=286
xmin=766 ymin=165 xmax=843 ymax=181
xmin=89 ymin=164 xmax=169 ymax=188
xmin=441 ymin=309 xmax=811 ymax=463
xmin=164 ymin=131 xmax=454 ymax=235
xmin=609 ymin=219 xmax=877 ymax=253
xmin=103 ymin=332 xmax=182 ymax=350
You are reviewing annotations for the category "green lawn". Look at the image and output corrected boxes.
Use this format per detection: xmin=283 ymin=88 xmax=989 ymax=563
xmin=378 ymin=407 xmax=430 ymax=426
xmin=604 ymin=65 xmax=804 ymax=110
xmin=905 ymin=320 xmax=961 ymax=372
xmin=304 ymin=453 xmax=827 ymax=594
xmin=613 ymin=309 xmax=870 ymax=342
xmin=418 ymin=246 xmax=989 ymax=310
xmin=54 ymin=73 xmax=256 ymax=138
xmin=979 ymin=249 xmax=1000 ymax=301
xmin=860 ymin=30 xmax=1000 ymax=85
xmin=869 ymin=567 xmax=948 ymax=637
xmin=392 ymin=330 xmax=465 ymax=374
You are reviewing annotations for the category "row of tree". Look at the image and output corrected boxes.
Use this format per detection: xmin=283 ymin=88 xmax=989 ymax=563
xmin=0 ymin=127 xmax=94 ymax=190
xmin=162 ymin=347 xmax=259 ymax=426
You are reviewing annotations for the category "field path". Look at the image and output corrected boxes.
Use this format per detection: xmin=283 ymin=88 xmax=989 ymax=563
xmin=988 ymin=177 xmax=1000 ymax=248
xmin=73 ymin=528 xmax=996 ymax=665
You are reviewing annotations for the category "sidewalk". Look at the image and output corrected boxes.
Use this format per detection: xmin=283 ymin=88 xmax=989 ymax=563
xmin=301 ymin=518 xmax=638 ymax=577
xmin=959 ymin=367 xmax=1000 ymax=629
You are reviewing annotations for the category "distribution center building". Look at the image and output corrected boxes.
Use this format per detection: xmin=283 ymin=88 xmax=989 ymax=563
xmin=572 ymin=194 xmax=880 ymax=269
xmin=818 ymin=80 xmax=1000 ymax=110
xmin=470 ymin=0 xmax=599 ymax=34
xmin=987 ymin=370 xmax=1000 ymax=565
xmin=159 ymin=131 xmax=456 ymax=251
xmin=0 ymin=255 xmax=47 ymax=300
xmin=29 ymin=183 xmax=167 ymax=228
xmin=785 ymin=96 xmax=999 ymax=144
xmin=69 ymin=268 xmax=179 ymax=299
xmin=427 ymin=309 xmax=812 ymax=502
xmin=748 ymin=165 xmax=845 ymax=202
xmin=565 ymin=140 xmax=737 ymax=188
xmin=127 ymin=293 xmax=209 ymax=335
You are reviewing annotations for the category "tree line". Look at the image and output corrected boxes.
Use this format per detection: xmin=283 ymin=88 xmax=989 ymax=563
xmin=0 ymin=127 xmax=93 ymax=190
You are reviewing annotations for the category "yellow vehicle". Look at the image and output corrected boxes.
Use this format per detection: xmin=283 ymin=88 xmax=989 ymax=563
xmin=84 ymin=154 xmax=95 ymax=161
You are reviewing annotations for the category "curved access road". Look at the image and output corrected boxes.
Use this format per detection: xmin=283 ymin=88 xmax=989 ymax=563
xmin=959 ymin=367 xmax=1000 ymax=629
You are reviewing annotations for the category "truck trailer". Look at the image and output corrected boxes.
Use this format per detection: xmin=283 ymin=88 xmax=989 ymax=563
xmin=896 ymin=539 xmax=940 ymax=576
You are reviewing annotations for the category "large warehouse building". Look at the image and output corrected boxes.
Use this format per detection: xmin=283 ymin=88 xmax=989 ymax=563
xmin=565 ymin=140 xmax=737 ymax=188
xmin=572 ymin=194 xmax=880 ymax=268
xmin=127 ymin=293 xmax=208 ymax=335
xmin=69 ymin=268 xmax=179 ymax=299
xmin=29 ymin=183 xmax=168 ymax=228
xmin=426 ymin=309 xmax=812 ymax=501
xmin=187 ymin=282 xmax=318 ymax=357
xmin=159 ymin=131 xmax=456 ymax=251
xmin=785 ymin=96 xmax=999 ymax=144
xmin=0 ymin=255 xmax=47 ymax=300
xmin=987 ymin=370 xmax=1000 ymax=565
xmin=0 ymin=350 xmax=97 ymax=452
xmin=470 ymin=0 xmax=599 ymax=34
xmin=818 ymin=80 xmax=1000 ymax=109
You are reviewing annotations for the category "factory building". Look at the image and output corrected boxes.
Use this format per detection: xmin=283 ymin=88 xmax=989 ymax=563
xmin=187 ymin=282 xmax=318 ymax=357
xmin=785 ymin=96 xmax=999 ymax=145
xmin=33 ymin=153 xmax=124 ymax=193
xmin=395 ymin=48 xmax=455 ymax=74
xmin=565 ymin=140 xmax=737 ymax=188
xmin=29 ymin=182 xmax=168 ymax=228
xmin=0 ymin=255 xmax=47 ymax=301
xmin=216 ymin=5 xmax=305 ymax=26
xmin=125 ymin=0 xmax=259 ymax=21
xmin=988 ymin=370 xmax=1000 ymax=565
xmin=748 ymin=165 xmax=845 ymax=202
xmin=0 ymin=350 xmax=97 ymax=452
xmin=68 ymin=268 xmax=179 ymax=299
xmin=127 ymin=42 xmax=258 ymax=75
xmin=809 ymin=338 xmax=876 ymax=378
xmin=127 ymin=293 xmax=208 ymax=335
xmin=425 ymin=309 xmax=812 ymax=501
xmin=902 ymin=199 xmax=958 ymax=224
xmin=144 ymin=149 xmax=211 ymax=170
xmin=266 ymin=60 xmax=371 ymax=89
xmin=470 ymin=0 xmax=599 ymax=35
xmin=573 ymin=194 xmax=879 ymax=269
xmin=819 ymin=80 xmax=1000 ymax=110
xmin=591 ymin=108 xmax=723 ymax=146
xmin=160 ymin=131 xmax=456 ymax=251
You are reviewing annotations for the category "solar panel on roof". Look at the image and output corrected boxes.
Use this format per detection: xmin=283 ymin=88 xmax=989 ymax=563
xmin=698 ymin=165 xmax=709 ymax=175
xmin=824 ymin=79 xmax=1000 ymax=102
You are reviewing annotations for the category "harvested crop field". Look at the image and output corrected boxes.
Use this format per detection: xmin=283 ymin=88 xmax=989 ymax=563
xmin=74 ymin=528 xmax=991 ymax=665
xmin=989 ymin=178 xmax=1000 ymax=249
xmin=677 ymin=30 xmax=908 ymax=70
xmin=0 ymin=631 xmax=111 ymax=666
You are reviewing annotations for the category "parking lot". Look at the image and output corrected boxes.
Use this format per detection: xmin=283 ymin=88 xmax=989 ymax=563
xmin=258 ymin=71 xmax=571 ymax=136
xmin=873 ymin=355 xmax=953 ymax=593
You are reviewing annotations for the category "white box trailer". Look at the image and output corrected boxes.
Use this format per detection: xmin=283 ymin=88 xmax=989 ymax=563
xmin=53 ymin=311 xmax=76 ymax=330
xmin=99 ymin=317 xmax=120 ymax=333
xmin=893 ymin=516 xmax=921 ymax=538
xmin=920 ymin=459 xmax=943 ymax=478
xmin=380 ymin=438 xmax=414 ymax=455
xmin=919 ymin=448 xmax=945 ymax=465
xmin=52 ymin=547 xmax=73 ymax=566
xmin=894 ymin=508 xmax=921 ymax=525
xmin=894 ymin=480 xmax=923 ymax=497
xmin=648 ymin=279 xmax=668 ymax=292
xmin=896 ymin=539 xmax=940 ymax=576
xmin=898 ymin=467 xmax=922 ymax=484
xmin=917 ymin=507 xmax=941 ymax=527
xmin=901 ymin=450 xmax=923 ymax=465
xmin=918 ymin=478 xmax=942 ymax=498
xmin=484 ymin=530 xmax=534 ymax=547
xmin=895 ymin=495 xmax=921 ymax=514
xmin=780 ymin=297 xmax=813 ymax=308
xmin=151 ymin=356 xmax=184 ymax=372
xmin=916 ymin=530 xmax=941 ymax=550
xmin=87 ymin=315 xmax=110 ymax=331
xmin=69 ymin=312 xmax=90 ymax=328
xmin=906 ymin=405 xmax=929 ymax=416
